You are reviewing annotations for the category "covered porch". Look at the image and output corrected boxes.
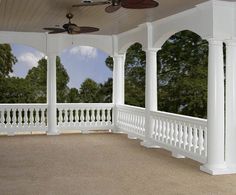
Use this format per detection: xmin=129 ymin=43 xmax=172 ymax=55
xmin=0 ymin=0 xmax=236 ymax=177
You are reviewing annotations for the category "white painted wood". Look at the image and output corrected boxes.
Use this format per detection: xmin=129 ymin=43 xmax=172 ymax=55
xmin=200 ymin=39 xmax=226 ymax=175
xmin=225 ymin=40 xmax=236 ymax=172
xmin=47 ymin=53 xmax=58 ymax=135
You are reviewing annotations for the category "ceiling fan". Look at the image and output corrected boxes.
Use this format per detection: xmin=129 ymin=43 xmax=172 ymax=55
xmin=72 ymin=0 xmax=159 ymax=13
xmin=43 ymin=13 xmax=99 ymax=34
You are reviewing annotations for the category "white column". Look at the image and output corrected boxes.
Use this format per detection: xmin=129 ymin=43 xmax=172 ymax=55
xmin=47 ymin=53 xmax=58 ymax=135
xmin=112 ymin=54 xmax=125 ymax=133
xmin=141 ymin=49 xmax=159 ymax=148
xmin=113 ymin=54 xmax=125 ymax=105
xmin=200 ymin=39 xmax=226 ymax=175
xmin=225 ymin=40 xmax=236 ymax=173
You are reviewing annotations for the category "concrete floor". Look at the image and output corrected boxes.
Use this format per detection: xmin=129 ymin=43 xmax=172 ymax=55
xmin=0 ymin=133 xmax=236 ymax=195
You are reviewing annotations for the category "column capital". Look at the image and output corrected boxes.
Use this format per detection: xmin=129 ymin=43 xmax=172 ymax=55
xmin=112 ymin=53 xmax=126 ymax=58
xmin=46 ymin=52 xmax=59 ymax=58
xmin=225 ymin=39 xmax=236 ymax=47
xmin=144 ymin=48 xmax=161 ymax=53
xmin=207 ymin=38 xmax=223 ymax=46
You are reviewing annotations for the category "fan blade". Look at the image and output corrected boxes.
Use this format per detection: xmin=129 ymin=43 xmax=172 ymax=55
xmin=70 ymin=26 xmax=99 ymax=34
xmin=43 ymin=27 xmax=64 ymax=31
xmin=121 ymin=0 xmax=159 ymax=9
xmin=77 ymin=26 xmax=100 ymax=33
xmin=73 ymin=1 xmax=110 ymax=7
xmin=48 ymin=30 xmax=66 ymax=34
xmin=105 ymin=4 xmax=121 ymax=13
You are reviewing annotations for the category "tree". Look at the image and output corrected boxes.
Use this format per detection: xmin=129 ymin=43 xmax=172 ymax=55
xmin=78 ymin=78 xmax=100 ymax=103
xmin=97 ymin=78 xmax=113 ymax=103
xmin=26 ymin=56 xmax=70 ymax=103
xmin=157 ymin=30 xmax=208 ymax=118
xmin=67 ymin=88 xmax=80 ymax=103
xmin=0 ymin=77 xmax=35 ymax=103
xmin=105 ymin=31 xmax=208 ymax=118
xmin=0 ymin=44 xmax=17 ymax=77
xmin=105 ymin=43 xmax=146 ymax=107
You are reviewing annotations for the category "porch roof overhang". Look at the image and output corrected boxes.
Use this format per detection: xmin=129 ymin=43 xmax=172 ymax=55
xmin=0 ymin=0 xmax=235 ymax=55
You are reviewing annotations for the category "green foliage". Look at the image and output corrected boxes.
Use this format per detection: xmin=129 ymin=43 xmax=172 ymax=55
xmin=157 ymin=30 xmax=208 ymax=118
xmin=67 ymin=88 xmax=80 ymax=103
xmin=105 ymin=31 xmax=208 ymax=118
xmin=78 ymin=78 xmax=100 ymax=103
xmin=0 ymin=44 xmax=17 ymax=77
xmin=105 ymin=43 xmax=146 ymax=107
xmin=26 ymin=56 xmax=70 ymax=103
xmin=0 ymin=77 xmax=35 ymax=103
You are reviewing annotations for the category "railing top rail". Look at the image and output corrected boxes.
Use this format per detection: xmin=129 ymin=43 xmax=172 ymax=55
xmin=150 ymin=110 xmax=207 ymax=125
xmin=0 ymin=103 xmax=48 ymax=106
xmin=57 ymin=103 xmax=114 ymax=108
xmin=116 ymin=104 xmax=145 ymax=112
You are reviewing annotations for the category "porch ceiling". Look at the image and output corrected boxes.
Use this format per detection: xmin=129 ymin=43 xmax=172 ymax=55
xmin=0 ymin=0 xmax=208 ymax=35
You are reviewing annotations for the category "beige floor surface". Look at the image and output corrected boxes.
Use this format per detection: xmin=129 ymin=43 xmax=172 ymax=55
xmin=0 ymin=133 xmax=236 ymax=195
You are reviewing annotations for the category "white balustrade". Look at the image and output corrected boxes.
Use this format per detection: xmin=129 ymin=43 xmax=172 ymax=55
xmin=150 ymin=111 xmax=207 ymax=163
xmin=57 ymin=103 xmax=114 ymax=132
xmin=0 ymin=103 xmax=207 ymax=164
xmin=116 ymin=105 xmax=146 ymax=138
xmin=116 ymin=105 xmax=207 ymax=163
xmin=0 ymin=104 xmax=47 ymax=134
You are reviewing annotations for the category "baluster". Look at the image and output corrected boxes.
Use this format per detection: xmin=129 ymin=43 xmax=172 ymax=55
xmin=199 ymin=126 xmax=204 ymax=155
xmin=58 ymin=109 xmax=62 ymax=126
xmin=0 ymin=109 xmax=2 ymax=129
xmin=193 ymin=125 xmax=198 ymax=153
xmin=170 ymin=121 xmax=175 ymax=145
xmin=91 ymin=109 xmax=95 ymax=124
xmin=64 ymin=109 xmax=69 ymax=126
xmin=12 ymin=108 xmax=17 ymax=128
xmin=203 ymin=127 xmax=207 ymax=157
xmin=6 ymin=109 xmax=11 ymax=127
xmin=178 ymin=122 xmax=183 ymax=148
xmin=35 ymin=108 xmax=40 ymax=126
xmin=80 ymin=109 xmax=85 ymax=126
xmin=162 ymin=119 xmax=166 ymax=142
xmin=19 ymin=108 xmax=23 ymax=127
xmin=174 ymin=121 xmax=178 ymax=146
xmin=188 ymin=125 xmax=193 ymax=152
xmin=107 ymin=108 xmax=111 ymax=125
xmin=96 ymin=109 xmax=101 ymax=125
xmin=75 ymin=109 xmax=79 ymax=125
xmin=29 ymin=108 xmax=34 ymax=126
xmin=69 ymin=109 xmax=73 ymax=126
xmin=85 ymin=109 xmax=90 ymax=126
xmin=157 ymin=118 xmax=161 ymax=141
xmin=101 ymin=109 xmax=106 ymax=125
xmin=166 ymin=119 xmax=170 ymax=144
xmin=41 ymin=108 xmax=46 ymax=127
xmin=183 ymin=123 xmax=188 ymax=150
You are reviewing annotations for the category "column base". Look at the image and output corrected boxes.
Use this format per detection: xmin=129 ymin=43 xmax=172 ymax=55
xmin=172 ymin=152 xmax=185 ymax=159
xmin=141 ymin=140 xmax=160 ymax=149
xmin=7 ymin=132 xmax=15 ymax=136
xmin=200 ymin=163 xmax=235 ymax=175
xmin=47 ymin=131 xmax=60 ymax=136
xmin=128 ymin=134 xmax=138 ymax=140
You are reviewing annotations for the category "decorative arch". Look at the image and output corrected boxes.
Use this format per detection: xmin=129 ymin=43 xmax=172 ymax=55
xmin=154 ymin=28 xmax=205 ymax=49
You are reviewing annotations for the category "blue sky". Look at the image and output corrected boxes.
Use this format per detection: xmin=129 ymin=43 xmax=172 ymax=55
xmin=11 ymin=44 xmax=112 ymax=89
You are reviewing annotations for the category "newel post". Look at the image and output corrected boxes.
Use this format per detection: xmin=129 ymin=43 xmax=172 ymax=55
xmin=141 ymin=48 xmax=160 ymax=148
xmin=200 ymin=39 xmax=226 ymax=175
xmin=112 ymin=54 xmax=126 ymax=132
xmin=47 ymin=52 xmax=59 ymax=135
